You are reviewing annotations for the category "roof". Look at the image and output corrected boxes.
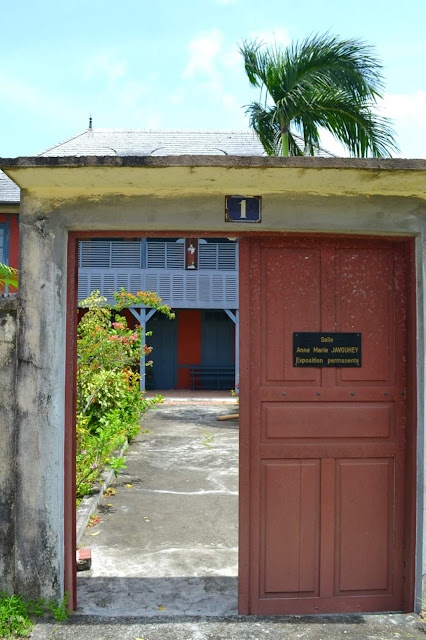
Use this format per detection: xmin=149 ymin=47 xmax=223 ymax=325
xmin=0 ymin=169 xmax=20 ymax=204
xmin=37 ymin=129 xmax=268 ymax=157
xmin=37 ymin=128 xmax=336 ymax=158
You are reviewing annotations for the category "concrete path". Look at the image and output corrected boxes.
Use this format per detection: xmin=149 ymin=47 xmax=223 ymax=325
xmin=31 ymin=399 xmax=424 ymax=639
xmin=76 ymin=400 xmax=239 ymax=617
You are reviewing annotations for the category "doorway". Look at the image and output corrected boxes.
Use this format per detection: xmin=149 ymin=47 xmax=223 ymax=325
xmin=65 ymin=232 xmax=416 ymax=614
xmin=146 ymin=312 xmax=178 ymax=389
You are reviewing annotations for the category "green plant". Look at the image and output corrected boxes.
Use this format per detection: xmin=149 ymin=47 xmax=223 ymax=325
xmin=75 ymin=289 xmax=174 ymax=499
xmin=44 ymin=593 xmax=69 ymax=622
xmin=201 ymin=430 xmax=214 ymax=449
xmin=240 ymin=33 xmax=398 ymax=157
xmin=0 ymin=591 xmax=69 ymax=639
xmin=0 ymin=263 xmax=18 ymax=291
xmin=108 ymin=456 xmax=127 ymax=478
xmin=231 ymin=384 xmax=239 ymax=405
xmin=0 ymin=593 xmax=32 ymax=639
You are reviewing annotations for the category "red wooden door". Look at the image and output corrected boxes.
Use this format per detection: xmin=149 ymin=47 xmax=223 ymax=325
xmin=239 ymin=236 xmax=409 ymax=615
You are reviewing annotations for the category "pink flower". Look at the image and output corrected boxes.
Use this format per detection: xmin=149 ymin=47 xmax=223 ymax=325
xmin=90 ymin=463 xmax=97 ymax=469
xmin=82 ymin=450 xmax=87 ymax=455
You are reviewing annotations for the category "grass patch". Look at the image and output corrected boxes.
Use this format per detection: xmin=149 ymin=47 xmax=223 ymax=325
xmin=0 ymin=592 xmax=69 ymax=639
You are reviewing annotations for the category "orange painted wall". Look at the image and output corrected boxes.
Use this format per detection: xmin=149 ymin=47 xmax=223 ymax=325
xmin=177 ymin=310 xmax=201 ymax=388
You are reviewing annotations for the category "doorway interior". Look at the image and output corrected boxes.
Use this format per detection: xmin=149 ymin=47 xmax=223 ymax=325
xmin=65 ymin=231 xmax=241 ymax=612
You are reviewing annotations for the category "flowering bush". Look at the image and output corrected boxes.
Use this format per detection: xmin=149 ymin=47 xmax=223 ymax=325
xmin=76 ymin=289 xmax=175 ymax=499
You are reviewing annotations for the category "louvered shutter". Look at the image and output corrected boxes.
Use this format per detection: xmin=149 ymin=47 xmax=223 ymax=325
xmin=146 ymin=241 xmax=185 ymax=269
xmin=198 ymin=244 xmax=217 ymax=269
xmin=111 ymin=242 xmax=141 ymax=268
xmin=218 ymin=244 xmax=236 ymax=270
xmin=198 ymin=242 xmax=236 ymax=270
xmin=79 ymin=241 xmax=111 ymax=268
xmin=146 ymin=242 xmax=166 ymax=269
xmin=166 ymin=243 xmax=184 ymax=269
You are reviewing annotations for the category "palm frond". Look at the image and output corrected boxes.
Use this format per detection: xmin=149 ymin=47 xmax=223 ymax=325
xmin=244 ymin=102 xmax=281 ymax=155
xmin=0 ymin=263 xmax=18 ymax=289
xmin=287 ymin=33 xmax=384 ymax=100
xmin=294 ymin=88 xmax=399 ymax=157
xmin=239 ymin=33 xmax=398 ymax=157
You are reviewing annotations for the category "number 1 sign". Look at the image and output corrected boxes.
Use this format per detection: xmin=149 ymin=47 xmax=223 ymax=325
xmin=225 ymin=196 xmax=262 ymax=223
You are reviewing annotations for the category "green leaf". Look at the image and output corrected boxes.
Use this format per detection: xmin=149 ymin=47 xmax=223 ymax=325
xmin=0 ymin=263 xmax=18 ymax=288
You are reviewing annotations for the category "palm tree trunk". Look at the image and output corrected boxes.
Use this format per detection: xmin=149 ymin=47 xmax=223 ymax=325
xmin=281 ymin=125 xmax=289 ymax=156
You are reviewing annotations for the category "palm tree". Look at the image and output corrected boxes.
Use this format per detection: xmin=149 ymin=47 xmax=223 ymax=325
xmin=240 ymin=33 xmax=398 ymax=157
xmin=0 ymin=263 xmax=18 ymax=290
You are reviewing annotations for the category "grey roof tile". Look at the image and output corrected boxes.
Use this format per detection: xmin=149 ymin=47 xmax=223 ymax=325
xmin=0 ymin=170 xmax=20 ymax=204
xmin=38 ymin=129 xmax=267 ymax=157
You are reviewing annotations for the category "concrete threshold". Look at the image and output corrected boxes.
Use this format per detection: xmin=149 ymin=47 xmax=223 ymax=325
xmin=30 ymin=612 xmax=424 ymax=640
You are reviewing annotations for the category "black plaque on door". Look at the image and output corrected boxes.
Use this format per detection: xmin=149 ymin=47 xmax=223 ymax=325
xmin=293 ymin=332 xmax=361 ymax=367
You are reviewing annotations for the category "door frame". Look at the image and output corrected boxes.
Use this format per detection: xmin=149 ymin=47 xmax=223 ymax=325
xmin=65 ymin=231 xmax=417 ymax=613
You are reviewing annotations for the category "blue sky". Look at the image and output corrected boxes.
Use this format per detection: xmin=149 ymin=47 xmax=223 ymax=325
xmin=1 ymin=0 xmax=425 ymax=157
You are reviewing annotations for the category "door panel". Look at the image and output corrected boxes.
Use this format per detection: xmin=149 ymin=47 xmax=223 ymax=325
xmin=262 ymin=460 xmax=320 ymax=595
xmin=336 ymin=248 xmax=394 ymax=383
xmin=264 ymin=247 xmax=322 ymax=385
xmin=241 ymin=236 xmax=408 ymax=615
xmin=336 ymin=458 xmax=393 ymax=593
xmin=263 ymin=402 xmax=392 ymax=439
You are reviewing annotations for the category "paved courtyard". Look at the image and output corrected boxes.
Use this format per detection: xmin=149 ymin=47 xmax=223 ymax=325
xmin=77 ymin=400 xmax=239 ymax=617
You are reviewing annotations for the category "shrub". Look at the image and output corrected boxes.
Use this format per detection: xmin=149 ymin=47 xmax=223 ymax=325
xmin=76 ymin=290 xmax=174 ymax=499
xmin=0 ymin=591 xmax=69 ymax=639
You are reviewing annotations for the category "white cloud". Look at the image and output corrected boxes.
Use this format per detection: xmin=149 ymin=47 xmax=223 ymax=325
xmin=182 ymin=29 xmax=224 ymax=80
xmin=380 ymin=92 xmax=426 ymax=158
xmin=381 ymin=91 xmax=426 ymax=120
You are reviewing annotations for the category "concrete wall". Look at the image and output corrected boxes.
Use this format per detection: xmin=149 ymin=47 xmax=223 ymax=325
xmin=14 ymin=197 xmax=68 ymax=600
xmin=5 ymin=180 xmax=426 ymax=609
xmin=0 ymin=294 xmax=17 ymax=593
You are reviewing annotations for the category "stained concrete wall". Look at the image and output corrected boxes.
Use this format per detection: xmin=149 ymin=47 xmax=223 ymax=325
xmin=0 ymin=294 xmax=17 ymax=593
xmin=14 ymin=197 xmax=68 ymax=600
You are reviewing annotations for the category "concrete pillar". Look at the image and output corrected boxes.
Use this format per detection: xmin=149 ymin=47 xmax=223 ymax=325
xmin=14 ymin=199 xmax=67 ymax=601
xmin=0 ymin=295 xmax=18 ymax=593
